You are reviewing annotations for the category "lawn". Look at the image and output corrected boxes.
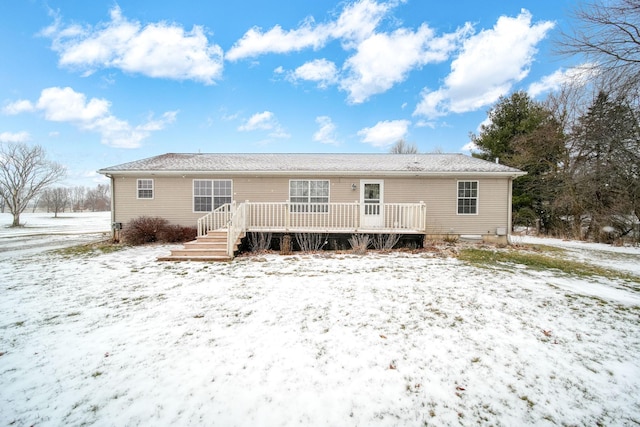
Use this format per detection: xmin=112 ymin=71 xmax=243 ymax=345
xmin=1 ymin=212 xmax=639 ymax=426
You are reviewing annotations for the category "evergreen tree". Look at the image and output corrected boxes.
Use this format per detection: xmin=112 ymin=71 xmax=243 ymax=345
xmin=569 ymin=91 xmax=640 ymax=241
xmin=471 ymin=92 xmax=567 ymax=233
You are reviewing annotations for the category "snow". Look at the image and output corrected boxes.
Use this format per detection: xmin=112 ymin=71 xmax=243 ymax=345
xmin=0 ymin=212 xmax=111 ymax=261
xmin=1 ymin=212 xmax=639 ymax=426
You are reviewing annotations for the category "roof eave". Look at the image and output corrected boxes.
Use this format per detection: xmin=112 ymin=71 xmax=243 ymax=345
xmin=98 ymin=169 xmax=526 ymax=178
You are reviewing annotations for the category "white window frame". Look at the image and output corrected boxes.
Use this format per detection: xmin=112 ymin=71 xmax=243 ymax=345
xmin=457 ymin=180 xmax=479 ymax=215
xmin=137 ymin=179 xmax=154 ymax=200
xmin=289 ymin=179 xmax=330 ymax=213
xmin=193 ymin=179 xmax=233 ymax=213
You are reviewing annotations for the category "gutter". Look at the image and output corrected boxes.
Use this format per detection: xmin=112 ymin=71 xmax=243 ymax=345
xmin=97 ymin=169 xmax=527 ymax=179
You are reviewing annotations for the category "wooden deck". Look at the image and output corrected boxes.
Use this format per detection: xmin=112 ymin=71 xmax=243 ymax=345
xmin=198 ymin=201 xmax=426 ymax=234
xmin=160 ymin=201 xmax=426 ymax=261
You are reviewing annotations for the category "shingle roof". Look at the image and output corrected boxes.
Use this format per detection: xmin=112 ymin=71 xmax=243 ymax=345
xmin=98 ymin=153 xmax=525 ymax=175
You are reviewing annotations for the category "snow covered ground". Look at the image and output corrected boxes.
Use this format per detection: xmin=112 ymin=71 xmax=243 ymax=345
xmin=0 ymin=212 xmax=112 ymax=262
xmin=1 ymin=213 xmax=639 ymax=426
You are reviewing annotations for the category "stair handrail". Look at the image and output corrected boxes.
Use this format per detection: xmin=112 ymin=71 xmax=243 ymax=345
xmin=197 ymin=203 xmax=234 ymax=237
xmin=227 ymin=201 xmax=247 ymax=257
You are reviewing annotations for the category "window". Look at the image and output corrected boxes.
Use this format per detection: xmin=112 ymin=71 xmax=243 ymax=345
xmin=457 ymin=181 xmax=478 ymax=214
xmin=193 ymin=180 xmax=232 ymax=212
xmin=289 ymin=180 xmax=329 ymax=212
xmin=363 ymin=183 xmax=381 ymax=215
xmin=137 ymin=179 xmax=153 ymax=199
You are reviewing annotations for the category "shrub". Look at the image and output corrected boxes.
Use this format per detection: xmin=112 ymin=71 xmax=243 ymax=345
xmin=371 ymin=233 xmax=401 ymax=250
xmin=295 ymin=233 xmax=327 ymax=252
xmin=158 ymin=225 xmax=197 ymax=243
xmin=122 ymin=216 xmax=169 ymax=245
xmin=122 ymin=217 xmax=196 ymax=245
xmin=443 ymin=234 xmax=459 ymax=244
xmin=349 ymin=234 xmax=370 ymax=255
xmin=248 ymin=232 xmax=272 ymax=252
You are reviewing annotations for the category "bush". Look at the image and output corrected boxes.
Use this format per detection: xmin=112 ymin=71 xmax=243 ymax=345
xmin=122 ymin=216 xmax=196 ymax=245
xmin=371 ymin=233 xmax=400 ymax=250
xmin=443 ymin=234 xmax=459 ymax=244
xmin=248 ymin=232 xmax=272 ymax=252
xmin=122 ymin=217 xmax=168 ymax=245
xmin=158 ymin=225 xmax=197 ymax=243
xmin=349 ymin=234 xmax=370 ymax=255
xmin=295 ymin=233 xmax=327 ymax=252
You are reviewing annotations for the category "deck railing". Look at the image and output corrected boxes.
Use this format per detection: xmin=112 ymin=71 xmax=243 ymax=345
xmin=241 ymin=201 xmax=426 ymax=232
xmin=197 ymin=201 xmax=426 ymax=255
xmin=247 ymin=202 xmax=361 ymax=231
xmin=382 ymin=203 xmax=427 ymax=231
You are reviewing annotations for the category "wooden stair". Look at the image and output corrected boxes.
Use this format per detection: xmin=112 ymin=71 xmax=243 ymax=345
xmin=157 ymin=230 xmax=244 ymax=262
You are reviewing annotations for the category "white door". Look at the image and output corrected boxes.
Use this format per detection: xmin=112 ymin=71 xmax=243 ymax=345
xmin=360 ymin=180 xmax=384 ymax=228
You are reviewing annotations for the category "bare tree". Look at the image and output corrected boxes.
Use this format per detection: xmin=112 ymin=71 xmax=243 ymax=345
xmin=84 ymin=184 xmax=110 ymax=212
xmin=42 ymin=187 xmax=70 ymax=217
xmin=558 ymin=0 xmax=640 ymax=94
xmin=389 ymin=139 xmax=418 ymax=154
xmin=70 ymin=186 xmax=87 ymax=212
xmin=0 ymin=142 xmax=66 ymax=226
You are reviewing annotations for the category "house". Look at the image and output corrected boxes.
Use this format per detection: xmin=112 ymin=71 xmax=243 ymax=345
xmin=98 ymin=153 xmax=525 ymax=260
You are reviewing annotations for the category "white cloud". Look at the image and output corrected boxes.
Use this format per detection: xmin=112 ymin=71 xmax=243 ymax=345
xmin=357 ymin=119 xmax=410 ymax=148
xmin=226 ymin=0 xmax=490 ymax=104
xmin=414 ymin=9 xmax=554 ymax=119
xmin=137 ymin=111 xmax=179 ymax=131
xmin=313 ymin=116 xmax=339 ymax=145
xmin=415 ymin=120 xmax=435 ymax=129
xmin=528 ymin=63 xmax=599 ymax=97
xmin=328 ymin=0 xmax=391 ymax=49
xmin=238 ymin=111 xmax=276 ymax=131
xmin=238 ymin=111 xmax=289 ymax=138
xmin=342 ymin=23 xmax=472 ymax=104
xmin=228 ymin=0 xmax=472 ymax=103
xmin=6 ymin=86 xmax=177 ymax=148
xmin=3 ymin=99 xmax=35 ymax=115
xmin=42 ymin=6 xmax=223 ymax=84
xmin=290 ymin=59 xmax=338 ymax=88
xmin=0 ymin=131 xmax=31 ymax=143
xmin=226 ymin=0 xmax=388 ymax=61
xmin=36 ymin=87 xmax=110 ymax=122
xmin=226 ymin=21 xmax=326 ymax=61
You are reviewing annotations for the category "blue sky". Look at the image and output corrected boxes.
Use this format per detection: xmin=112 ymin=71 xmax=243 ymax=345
xmin=0 ymin=0 xmax=582 ymax=186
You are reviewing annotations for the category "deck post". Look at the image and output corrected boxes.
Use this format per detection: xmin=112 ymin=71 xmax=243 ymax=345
xmin=285 ymin=200 xmax=290 ymax=231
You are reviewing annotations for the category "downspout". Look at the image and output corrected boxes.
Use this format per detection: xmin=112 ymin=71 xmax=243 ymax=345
xmin=107 ymin=174 xmax=116 ymax=240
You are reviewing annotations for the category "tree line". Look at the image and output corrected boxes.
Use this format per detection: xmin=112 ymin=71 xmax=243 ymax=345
xmin=31 ymin=184 xmax=111 ymax=216
xmin=471 ymin=0 xmax=640 ymax=243
xmin=389 ymin=1 xmax=639 ymax=243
